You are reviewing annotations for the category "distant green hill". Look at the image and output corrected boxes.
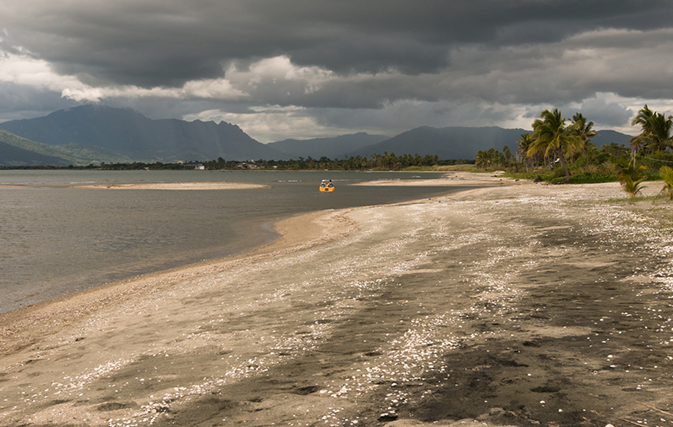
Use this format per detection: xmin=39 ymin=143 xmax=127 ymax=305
xmin=0 ymin=138 xmax=68 ymax=167
xmin=0 ymin=105 xmax=637 ymax=165
xmin=0 ymin=129 xmax=131 ymax=166
xmin=347 ymin=126 xmax=528 ymax=160
xmin=0 ymin=105 xmax=288 ymax=162
xmin=345 ymin=126 xmax=634 ymax=160
xmin=590 ymin=130 xmax=635 ymax=147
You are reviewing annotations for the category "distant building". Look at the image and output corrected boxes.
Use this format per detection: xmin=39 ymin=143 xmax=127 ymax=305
xmin=183 ymin=163 xmax=206 ymax=170
xmin=236 ymin=162 xmax=258 ymax=169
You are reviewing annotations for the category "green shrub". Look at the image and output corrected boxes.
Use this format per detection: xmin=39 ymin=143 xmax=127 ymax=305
xmin=659 ymin=166 xmax=673 ymax=199
xmin=567 ymin=173 xmax=618 ymax=184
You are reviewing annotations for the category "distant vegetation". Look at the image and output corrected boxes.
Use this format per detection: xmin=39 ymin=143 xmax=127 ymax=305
xmin=0 ymin=129 xmax=132 ymax=166
xmin=98 ymin=153 xmax=464 ymax=171
xmin=0 ymin=152 xmax=474 ymax=171
xmin=1 ymin=105 xmax=633 ymax=167
xmin=475 ymin=105 xmax=673 ymax=196
xmin=203 ymin=153 xmax=447 ymax=171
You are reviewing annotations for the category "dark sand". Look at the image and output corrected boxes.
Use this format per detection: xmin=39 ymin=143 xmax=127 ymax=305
xmin=1 ymin=175 xmax=673 ymax=427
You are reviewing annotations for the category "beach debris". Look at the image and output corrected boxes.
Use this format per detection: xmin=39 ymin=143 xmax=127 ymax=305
xmin=637 ymin=401 xmax=673 ymax=417
xmin=378 ymin=412 xmax=398 ymax=421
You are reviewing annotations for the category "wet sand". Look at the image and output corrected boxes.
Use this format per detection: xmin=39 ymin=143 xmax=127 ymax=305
xmin=2 ymin=174 xmax=673 ymax=427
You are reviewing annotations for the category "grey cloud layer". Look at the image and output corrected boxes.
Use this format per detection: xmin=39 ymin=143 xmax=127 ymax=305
xmin=220 ymin=27 xmax=673 ymax=111
xmin=3 ymin=0 xmax=672 ymax=87
xmin=2 ymin=0 xmax=673 ymax=139
xmin=0 ymin=82 xmax=77 ymax=121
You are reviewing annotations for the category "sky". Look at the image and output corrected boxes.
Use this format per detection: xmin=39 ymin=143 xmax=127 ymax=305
xmin=2 ymin=1 xmax=673 ymax=142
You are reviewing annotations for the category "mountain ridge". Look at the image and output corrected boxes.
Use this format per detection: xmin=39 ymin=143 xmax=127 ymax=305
xmin=267 ymin=132 xmax=389 ymax=159
xmin=0 ymin=106 xmax=637 ymax=166
xmin=346 ymin=126 xmax=528 ymax=160
xmin=0 ymin=105 xmax=288 ymax=163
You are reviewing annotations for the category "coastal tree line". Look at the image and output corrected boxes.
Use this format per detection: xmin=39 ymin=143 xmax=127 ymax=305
xmin=0 ymin=153 xmax=468 ymax=171
xmin=476 ymin=105 xmax=673 ymax=197
xmin=210 ymin=152 xmax=445 ymax=171
xmin=92 ymin=153 xmax=459 ymax=171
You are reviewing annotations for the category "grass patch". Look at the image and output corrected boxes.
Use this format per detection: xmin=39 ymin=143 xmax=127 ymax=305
xmin=419 ymin=164 xmax=481 ymax=172
xmin=500 ymin=170 xmax=619 ymax=184
xmin=546 ymin=173 xmax=619 ymax=184
xmin=502 ymin=171 xmax=553 ymax=181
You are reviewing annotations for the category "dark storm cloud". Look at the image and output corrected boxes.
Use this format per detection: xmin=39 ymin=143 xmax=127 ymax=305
xmin=0 ymin=82 xmax=77 ymax=121
xmin=222 ymin=25 xmax=673 ymax=111
xmin=2 ymin=0 xmax=672 ymax=88
xmin=2 ymin=0 xmax=673 ymax=140
xmin=104 ymin=97 xmax=252 ymax=121
xmin=577 ymin=98 xmax=633 ymax=127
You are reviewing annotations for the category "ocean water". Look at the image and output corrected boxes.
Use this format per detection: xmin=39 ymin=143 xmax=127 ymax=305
xmin=0 ymin=170 xmax=472 ymax=314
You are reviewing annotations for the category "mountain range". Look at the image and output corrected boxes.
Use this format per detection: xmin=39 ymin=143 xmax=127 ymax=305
xmin=348 ymin=126 xmax=526 ymax=160
xmin=267 ymin=133 xmax=389 ymax=160
xmin=0 ymin=105 xmax=635 ymax=166
xmin=0 ymin=105 xmax=287 ymax=164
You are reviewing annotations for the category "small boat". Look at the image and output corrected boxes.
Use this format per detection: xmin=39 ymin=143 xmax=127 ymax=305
xmin=319 ymin=180 xmax=335 ymax=192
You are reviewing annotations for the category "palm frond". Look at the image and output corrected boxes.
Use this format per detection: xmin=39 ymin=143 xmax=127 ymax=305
xmin=659 ymin=165 xmax=673 ymax=199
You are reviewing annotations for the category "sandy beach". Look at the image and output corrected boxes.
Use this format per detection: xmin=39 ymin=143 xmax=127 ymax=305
xmin=352 ymin=171 xmax=516 ymax=187
xmin=2 ymin=173 xmax=673 ymax=427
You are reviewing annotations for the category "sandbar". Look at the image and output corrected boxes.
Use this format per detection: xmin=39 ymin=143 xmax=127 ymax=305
xmin=353 ymin=171 xmax=520 ymax=187
xmin=0 ymin=182 xmax=269 ymax=190
xmin=70 ymin=182 xmax=270 ymax=190
xmin=1 ymin=175 xmax=673 ymax=427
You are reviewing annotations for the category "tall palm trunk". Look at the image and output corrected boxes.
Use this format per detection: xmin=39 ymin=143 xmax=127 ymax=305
xmin=557 ymin=148 xmax=571 ymax=182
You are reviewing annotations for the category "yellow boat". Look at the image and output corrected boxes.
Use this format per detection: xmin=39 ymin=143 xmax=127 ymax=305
xmin=319 ymin=180 xmax=335 ymax=192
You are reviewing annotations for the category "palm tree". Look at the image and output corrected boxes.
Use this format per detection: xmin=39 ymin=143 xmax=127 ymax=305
xmin=660 ymin=165 xmax=673 ymax=199
xmin=622 ymin=175 xmax=647 ymax=197
xmin=517 ymin=132 xmax=542 ymax=172
xmin=630 ymin=105 xmax=673 ymax=154
xmin=648 ymin=113 xmax=673 ymax=153
xmin=475 ymin=150 xmax=487 ymax=169
xmin=631 ymin=104 xmax=656 ymax=131
xmin=630 ymin=105 xmax=656 ymax=155
xmin=614 ymin=158 xmax=647 ymax=197
xmin=527 ymin=108 xmax=583 ymax=183
xmin=571 ymin=113 xmax=598 ymax=148
xmin=629 ymin=135 xmax=647 ymax=156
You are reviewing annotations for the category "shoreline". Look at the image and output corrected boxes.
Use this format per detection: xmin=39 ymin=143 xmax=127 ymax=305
xmin=0 ymin=207 xmax=358 ymax=357
xmin=0 ymin=173 xmax=502 ymax=325
xmin=2 ymin=175 xmax=673 ymax=427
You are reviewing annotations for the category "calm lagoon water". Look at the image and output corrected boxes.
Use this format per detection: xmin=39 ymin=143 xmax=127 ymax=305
xmin=0 ymin=170 xmax=472 ymax=314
